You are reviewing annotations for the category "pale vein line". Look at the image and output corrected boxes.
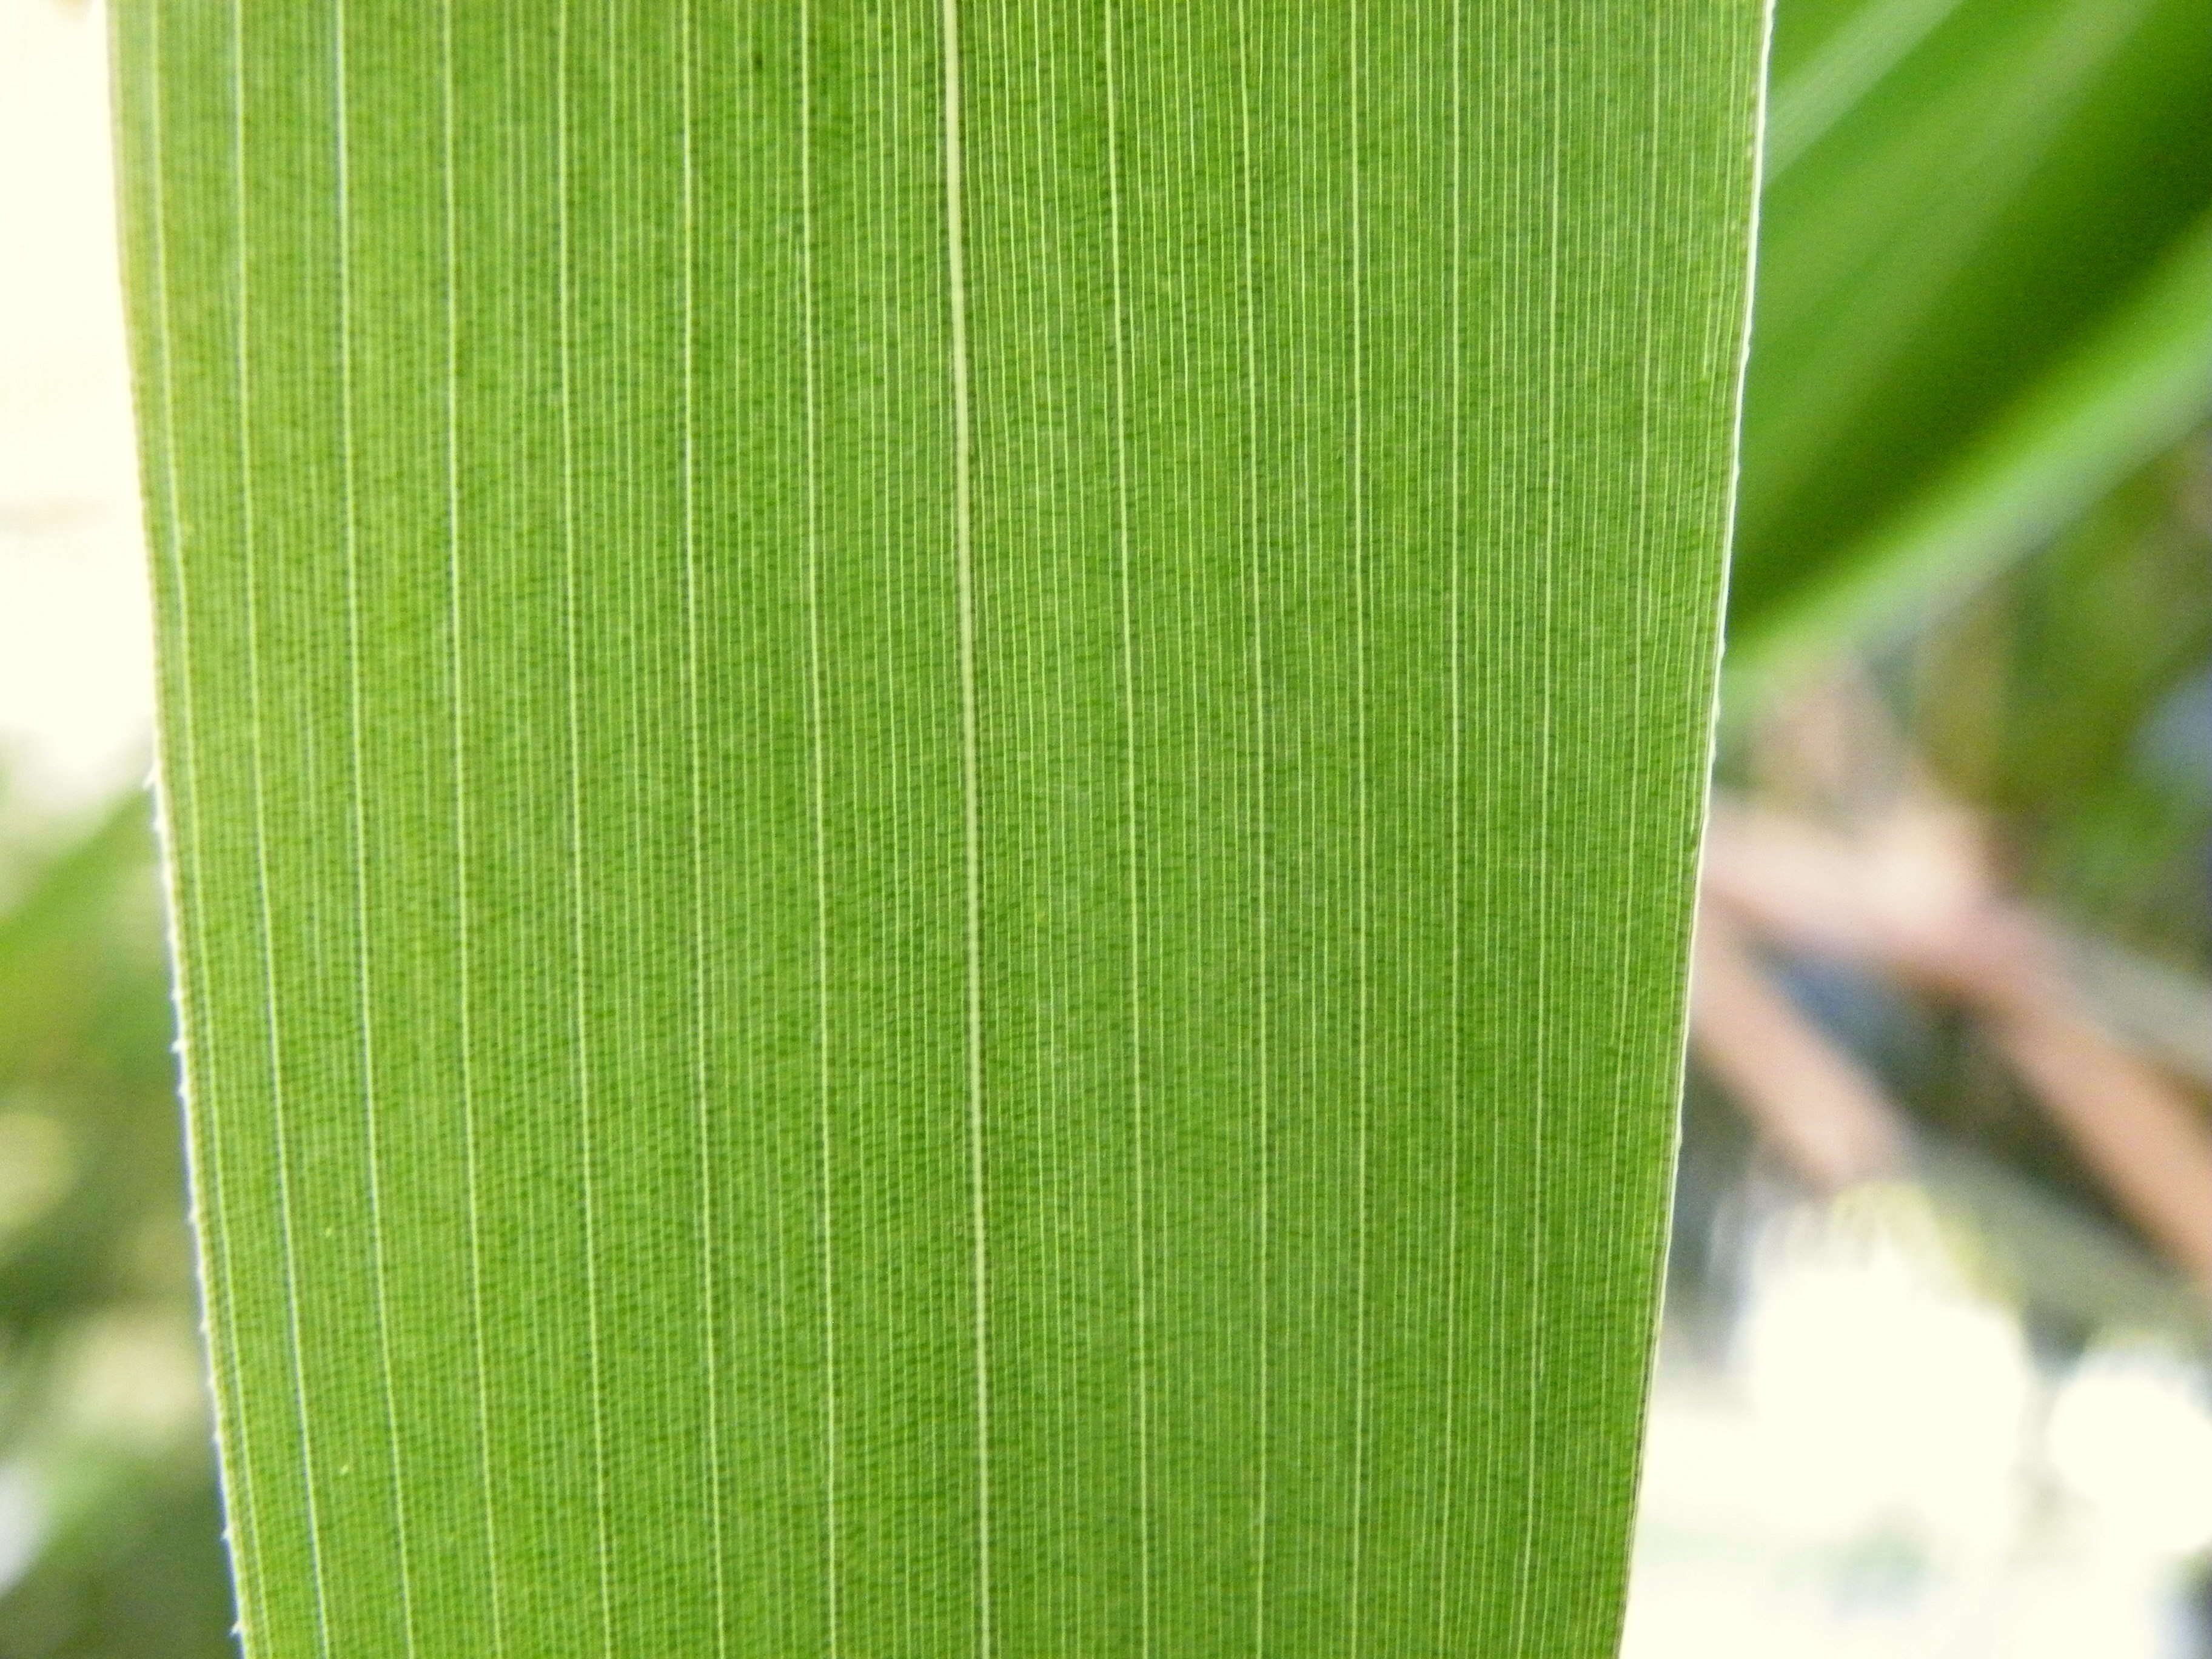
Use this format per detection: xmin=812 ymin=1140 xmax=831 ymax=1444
xmin=716 ymin=29 xmax=802 ymax=1641
xmin=1030 ymin=5 xmax=1080 ymax=1641
xmin=675 ymin=2 xmax=730 ymax=1648
xmin=1099 ymin=8 xmax=1154 ymax=1649
xmin=1601 ymin=0 xmax=1663 ymax=1433
xmin=1231 ymin=4 xmax=1271 ymax=1651
xmin=1432 ymin=0 xmax=1468 ymax=1643
xmin=869 ymin=18 xmax=928 ymax=1638
xmin=1347 ymin=0 xmax=1372 ymax=1647
xmin=1294 ymin=41 xmax=1329 ymax=1649
xmin=796 ymin=4 xmax=842 ymax=1647
xmin=1544 ymin=13 xmax=1618 ymax=1621
xmin=1007 ymin=2 xmax=1082 ymax=1642
xmin=229 ymin=0 xmax=335 ymax=1644
xmin=332 ymin=14 xmax=424 ymax=1651
xmin=937 ymin=3 xmax=993 ymax=1649
xmin=137 ymin=5 xmax=269 ymax=1641
xmin=438 ymin=2 xmax=507 ymax=1642
xmin=553 ymin=8 xmax=617 ymax=1646
xmin=1575 ymin=21 xmax=1667 ymax=1640
xmin=1474 ymin=19 xmax=1513 ymax=1643
xmin=1508 ymin=18 xmax=1567 ymax=1654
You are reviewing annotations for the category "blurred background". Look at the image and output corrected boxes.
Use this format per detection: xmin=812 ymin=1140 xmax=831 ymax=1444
xmin=2 ymin=0 xmax=2209 ymax=1652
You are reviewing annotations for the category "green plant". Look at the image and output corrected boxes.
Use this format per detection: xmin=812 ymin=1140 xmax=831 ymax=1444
xmin=0 ymin=794 xmax=233 ymax=1659
xmin=111 ymin=2 xmax=1766 ymax=1653
xmin=1732 ymin=0 xmax=2212 ymax=683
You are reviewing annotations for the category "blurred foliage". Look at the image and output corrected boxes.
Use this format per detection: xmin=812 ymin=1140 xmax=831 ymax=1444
xmin=1912 ymin=433 xmax=2212 ymax=965
xmin=0 ymin=789 xmax=233 ymax=1657
xmin=1905 ymin=431 xmax=2211 ymax=1303
xmin=1734 ymin=0 xmax=2212 ymax=674
xmin=1682 ymin=417 xmax=2212 ymax=1344
xmin=1686 ymin=0 xmax=2212 ymax=1332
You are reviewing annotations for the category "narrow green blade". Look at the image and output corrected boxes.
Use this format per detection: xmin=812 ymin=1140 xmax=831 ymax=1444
xmin=111 ymin=3 xmax=1764 ymax=1653
xmin=1732 ymin=0 xmax=2212 ymax=649
xmin=1735 ymin=205 xmax=2212 ymax=686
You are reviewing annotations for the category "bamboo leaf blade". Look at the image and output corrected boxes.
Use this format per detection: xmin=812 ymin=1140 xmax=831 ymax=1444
xmin=110 ymin=3 xmax=1767 ymax=1654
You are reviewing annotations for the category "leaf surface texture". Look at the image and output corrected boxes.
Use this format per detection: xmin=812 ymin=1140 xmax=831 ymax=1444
xmin=112 ymin=2 xmax=1764 ymax=1652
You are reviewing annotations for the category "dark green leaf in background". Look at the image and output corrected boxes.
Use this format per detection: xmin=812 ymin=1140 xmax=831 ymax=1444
xmin=1733 ymin=0 xmax=2212 ymax=675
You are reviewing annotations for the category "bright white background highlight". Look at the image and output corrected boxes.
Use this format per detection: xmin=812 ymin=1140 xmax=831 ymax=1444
xmin=1 ymin=0 xmax=156 ymax=814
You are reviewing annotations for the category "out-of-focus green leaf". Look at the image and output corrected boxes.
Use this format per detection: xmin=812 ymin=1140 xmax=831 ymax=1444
xmin=0 ymin=794 xmax=166 ymax=1085
xmin=0 ymin=1444 xmax=234 ymax=1659
xmin=1763 ymin=0 xmax=1967 ymax=177
xmin=0 ymin=787 xmax=231 ymax=1659
xmin=1909 ymin=431 xmax=2212 ymax=960
xmin=1730 ymin=0 xmax=2212 ymax=661
xmin=1736 ymin=212 xmax=2212 ymax=685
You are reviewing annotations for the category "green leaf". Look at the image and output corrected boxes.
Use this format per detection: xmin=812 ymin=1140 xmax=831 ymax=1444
xmin=1731 ymin=0 xmax=2212 ymax=656
xmin=1762 ymin=0 xmax=1971 ymax=178
xmin=1734 ymin=206 xmax=2212 ymax=687
xmin=110 ymin=2 xmax=1765 ymax=1653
